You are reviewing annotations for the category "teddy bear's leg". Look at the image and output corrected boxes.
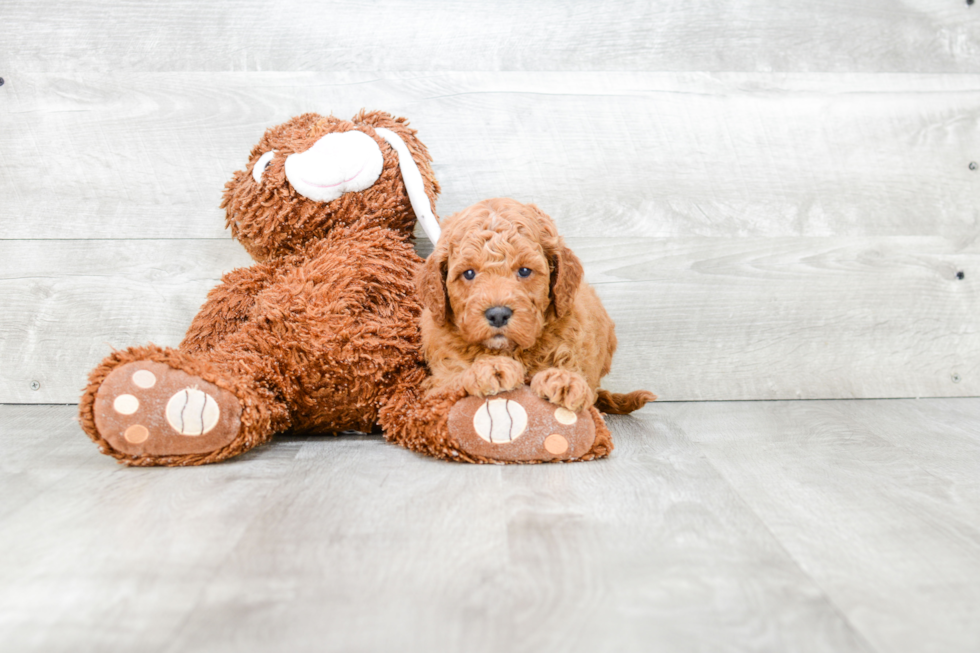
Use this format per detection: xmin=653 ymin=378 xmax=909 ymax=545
xmin=379 ymin=382 xmax=613 ymax=464
xmin=78 ymin=259 xmax=298 ymax=465
xmin=378 ymin=379 xmax=470 ymax=462
xmin=180 ymin=263 xmax=274 ymax=355
xmin=79 ymin=344 xmax=288 ymax=466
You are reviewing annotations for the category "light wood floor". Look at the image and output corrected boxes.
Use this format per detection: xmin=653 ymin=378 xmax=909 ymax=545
xmin=2 ymin=399 xmax=979 ymax=652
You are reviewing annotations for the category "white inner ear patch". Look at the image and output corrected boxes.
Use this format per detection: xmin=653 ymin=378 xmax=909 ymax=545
xmin=284 ymin=131 xmax=383 ymax=203
xmin=374 ymin=127 xmax=441 ymax=246
xmin=165 ymin=388 xmax=220 ymax=436
xmin=473 ymin=398 xmax=528 ymax=443
xmin=252 ymin=151 xmax=276 ymax=183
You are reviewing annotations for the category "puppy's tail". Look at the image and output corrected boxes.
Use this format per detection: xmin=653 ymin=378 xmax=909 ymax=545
xmin=595 ymin=389 xmax=657 ymax=415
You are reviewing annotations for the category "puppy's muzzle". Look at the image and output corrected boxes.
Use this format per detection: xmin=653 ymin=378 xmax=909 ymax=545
xmin=485 ymin=306 xmax=513 ymax=328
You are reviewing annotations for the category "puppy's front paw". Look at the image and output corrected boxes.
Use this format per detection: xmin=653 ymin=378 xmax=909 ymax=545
xmin=460 ymin=357 xmax=526 ymax=397
xmin=531 ymin=368 xmax=594 ymax=412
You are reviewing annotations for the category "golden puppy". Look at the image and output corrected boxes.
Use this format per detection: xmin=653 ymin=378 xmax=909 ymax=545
xmin=416 ymin=198 xmax=655 ymax=413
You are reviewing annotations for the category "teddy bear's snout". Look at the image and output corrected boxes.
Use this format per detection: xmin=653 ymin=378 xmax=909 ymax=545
xmin=284 ymin=130 xmax=384 ymax=203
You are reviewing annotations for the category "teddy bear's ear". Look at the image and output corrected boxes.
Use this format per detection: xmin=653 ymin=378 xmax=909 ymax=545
xmin=354 ymin=110 xmax=442 ymax=243
xmin=374 ymin=127 xmax=441 ymax=245
xmin=416 ymin=244 xmax=451 ymax=326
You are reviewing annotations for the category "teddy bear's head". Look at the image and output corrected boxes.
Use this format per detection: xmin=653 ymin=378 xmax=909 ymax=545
xmin=222 ymin=110 xmax=441 ymax=261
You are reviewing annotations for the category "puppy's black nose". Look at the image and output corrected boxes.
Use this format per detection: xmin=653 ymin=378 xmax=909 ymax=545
xmin=485 ymin=306 xmax=513 ymax=328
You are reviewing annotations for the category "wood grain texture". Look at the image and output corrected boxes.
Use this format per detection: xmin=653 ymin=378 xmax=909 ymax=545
xmin=663 ymin=398 xmax=980 ymax=652
xmin=0 ymin=404 xmax=875 ymax=653
xmin=0 ymin=239 xmax=253 ymax=403
xmin=2 ymin=5 xmax=977 ymax=406
xmin=1 ymin=0 xmax=978 ymax=73
xmin=586 ymin=236 xmax=980 ymax=400
xmin=2 ymin=73 xmax=978 ymax=240
xmin=2 ymin=236 xmax=976 ymax=403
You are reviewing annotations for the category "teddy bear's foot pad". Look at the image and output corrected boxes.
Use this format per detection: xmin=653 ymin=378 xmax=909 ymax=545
xmin=448 ymin=386 xmax=595 ymax=462
xmin=94 ymin=362 xmax=242 ymax=456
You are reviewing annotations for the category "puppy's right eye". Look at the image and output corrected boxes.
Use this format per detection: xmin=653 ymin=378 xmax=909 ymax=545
xmin=462 ymin=269 xmax=476 ymax=280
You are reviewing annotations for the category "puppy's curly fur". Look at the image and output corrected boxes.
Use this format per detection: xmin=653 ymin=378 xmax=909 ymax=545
xmin=417 ymin=198 xmax=655 ymax=413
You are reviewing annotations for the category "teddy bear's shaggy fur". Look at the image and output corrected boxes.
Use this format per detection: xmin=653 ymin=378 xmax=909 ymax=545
xmin=79 ymin=111 xmax=438 ymax=466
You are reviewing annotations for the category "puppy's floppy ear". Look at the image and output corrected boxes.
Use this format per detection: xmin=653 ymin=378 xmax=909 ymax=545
xmin=416 ymin=245 xmax=451 ymax=326
xmin=549 ymin=237 xmax=584 ymax=320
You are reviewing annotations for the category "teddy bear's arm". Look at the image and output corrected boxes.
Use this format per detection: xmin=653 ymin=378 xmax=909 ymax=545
xmin=180 ymin=264 xmax=273 ymax=354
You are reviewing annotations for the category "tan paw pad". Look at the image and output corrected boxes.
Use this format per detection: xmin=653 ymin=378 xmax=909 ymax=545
xmin=449 ymin=386 xmax=597 ymax=463
xmin=93 ymin=361 xmax=242 ymax=457
xmin=544 ymin=434 xmax=569 ymax=455
xmin=554 ymin=407 xmax=577 ymax=425
xmin=132 ymin=370 xmax=157 ymax=388
xmin=124 ymin=424 xmax=149 ymax=443
xmin=113 ymin=394 xmax=140 ymax=415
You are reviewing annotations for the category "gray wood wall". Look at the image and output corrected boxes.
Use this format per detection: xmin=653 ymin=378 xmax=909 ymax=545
xmin=1 ymin=1 xmax=978 ymax=404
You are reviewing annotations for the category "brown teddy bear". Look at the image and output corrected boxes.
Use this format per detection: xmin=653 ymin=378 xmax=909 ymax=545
xmin=78 ymin=111 xmax=618 ymax=466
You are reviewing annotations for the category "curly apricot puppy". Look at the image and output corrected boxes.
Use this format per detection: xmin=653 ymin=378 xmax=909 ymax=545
xmin=417 ymin=198 xmax=655 ymax=413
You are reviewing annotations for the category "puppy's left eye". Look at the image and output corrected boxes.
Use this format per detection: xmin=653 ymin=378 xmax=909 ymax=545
xmin=517 ymin=267 xmax=532 ymax=278
xmin=462 ymin=269 xmax=476 ymax=280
